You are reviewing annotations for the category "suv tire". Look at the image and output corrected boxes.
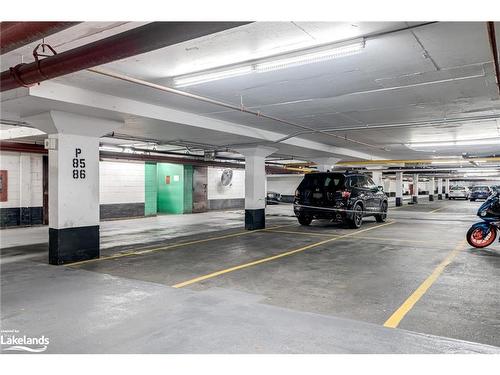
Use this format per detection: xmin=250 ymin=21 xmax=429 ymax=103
xmin=298 ymin=215 xmax=312 ymax=226
xmin=347 ymin=203 xmax=363 ymax=229
xmin=375 ymin=201 xmax=388 ymax=223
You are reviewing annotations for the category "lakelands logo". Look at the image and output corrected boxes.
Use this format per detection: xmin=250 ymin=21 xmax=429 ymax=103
xmin=1 ymin=329 xmax=49 ymax=353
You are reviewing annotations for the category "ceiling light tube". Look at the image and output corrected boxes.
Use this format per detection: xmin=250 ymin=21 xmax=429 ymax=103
xmin=172 ymin=39 xmax=365 ymax=87
xmin=174 ymin=66 xmax=253 ymax=87
xmin=406 ymin=138 xmax=500 ymax=148
xmin=255 ymin=40 xmax=365 ymax=73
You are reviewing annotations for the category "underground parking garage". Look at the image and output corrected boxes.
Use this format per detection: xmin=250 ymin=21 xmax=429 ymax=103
xmin=1 ymin=14 xmax=500 ymax=365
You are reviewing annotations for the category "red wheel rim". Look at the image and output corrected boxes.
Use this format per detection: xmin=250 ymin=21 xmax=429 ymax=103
xmin=470 ymin=228 xmax=495 ymax=247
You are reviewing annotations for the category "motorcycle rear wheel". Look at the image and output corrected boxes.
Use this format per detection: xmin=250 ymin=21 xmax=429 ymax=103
xmin=466 ymin=225 xmax=497 ymax=248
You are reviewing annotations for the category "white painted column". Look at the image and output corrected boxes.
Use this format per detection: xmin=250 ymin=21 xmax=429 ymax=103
xmin=429 ymin=178 xmax=435 ymax=201
xmin=371 ymin=171 xmax=383 ymax=187
xmin=19 ymin=154 xmax=33 ymax=224
xmin=311 ymin=157 xmax=340 ymax=172
xmin=25 ymin=111 xmax=122 ymax=264
xmin=395 ymin=172 xmax=403 ymax=206
xmin=412 ymin=173 xmax=419 ymax=203
xmin=445 ymin=178 xmax=450 ymax=198
xmin=235 ymin=146 xmax=278 ymax=230
xmin=437 ymin=178 xmax=444 ymax=200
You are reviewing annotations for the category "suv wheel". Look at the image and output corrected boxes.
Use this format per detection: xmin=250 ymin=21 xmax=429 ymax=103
xmin=298 ymin=215 xmax=312 ymax=226
xmin=348 ymin=203 xmax=363 ymax=229
xmin=375 ymin=201 xmax=388 ymax=223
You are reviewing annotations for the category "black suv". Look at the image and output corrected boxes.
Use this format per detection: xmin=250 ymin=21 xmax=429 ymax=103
xmin=293 ymin=172 xmax=388 ymax=228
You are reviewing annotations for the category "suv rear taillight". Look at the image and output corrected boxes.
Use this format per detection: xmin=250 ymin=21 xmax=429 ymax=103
xmin=342 ymin=190 xmax=351 ymax=199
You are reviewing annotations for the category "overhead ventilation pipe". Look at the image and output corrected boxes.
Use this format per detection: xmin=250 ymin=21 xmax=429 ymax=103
xmin=0 ymin=22 xmax=250 ymax=91
xmin=0 ymin=22 xmax=80 ymax=55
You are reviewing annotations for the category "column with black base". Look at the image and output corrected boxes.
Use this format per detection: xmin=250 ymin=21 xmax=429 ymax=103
xmin=395 ymin=172 xmax=403 ymax=206
xmin=437 ymin=178 xmax=443 ymax=200
xmin=445 ymin=178 xmax=450 ymax=199
xmin=429 ymin=178 xmax=435 ymax=201
xmin=412 ymin=173 xmax=419 ymax=203
xmin=25 ymin=111 xmax=122 ymax=265
xmin=235 ymin=146 xmax=278 ymax=230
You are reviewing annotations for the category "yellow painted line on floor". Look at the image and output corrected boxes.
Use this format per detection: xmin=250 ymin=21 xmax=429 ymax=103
xmin=383 ymin=239 xmax=466 ymax=328
xmin=428 ymin=206 xmax=446 ymax=213
xmin=68 ymin=223 xmax=295 ymax=267
xmin=264 ymin=229 xmax=432 ymax=245
xmin=172 ymin=221 xmax=396 ymax=288
xmin=264 ymin=229 xmax=340 ymax=237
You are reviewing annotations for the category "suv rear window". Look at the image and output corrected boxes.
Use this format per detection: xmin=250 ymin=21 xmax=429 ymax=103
xmin=472 ymin=186 xmax=489 ymax=191
xmin=299 ymin=174 xmax=345 ymax=190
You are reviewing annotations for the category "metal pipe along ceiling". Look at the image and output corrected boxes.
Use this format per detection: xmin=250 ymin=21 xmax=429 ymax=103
xmin=0 ymin=22 xmax=80 ymax=55
xmin=486 ymin=21 xmax=500 ymax=96
xmin=0 ymin=22 xmax=251 ymax=91
xmin=88 ymin=67 xmax=386 ymax=152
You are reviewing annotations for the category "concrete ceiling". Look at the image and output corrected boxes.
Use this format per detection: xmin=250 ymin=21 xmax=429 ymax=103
xmin=1 ymin=21 xmax=500 ymax=166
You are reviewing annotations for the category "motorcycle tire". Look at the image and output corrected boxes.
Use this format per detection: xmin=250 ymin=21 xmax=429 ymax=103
xmin=466 ymin=225 xmax=497 ymax=248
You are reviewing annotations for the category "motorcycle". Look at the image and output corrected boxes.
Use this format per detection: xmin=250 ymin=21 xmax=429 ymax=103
xmin=466 ymin=190 xmax=500 ymax=248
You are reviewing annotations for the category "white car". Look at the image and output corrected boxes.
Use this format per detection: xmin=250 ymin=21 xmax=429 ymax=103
xmin=448 ymin=186 xmax=469 ymax=200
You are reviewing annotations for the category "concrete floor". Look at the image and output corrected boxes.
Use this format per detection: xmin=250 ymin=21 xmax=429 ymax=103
xmin=1 ymin=199 xmax=500 ymax=353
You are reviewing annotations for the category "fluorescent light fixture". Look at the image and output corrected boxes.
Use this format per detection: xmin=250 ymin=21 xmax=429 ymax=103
xmin=464 ymin=171 xmax=500 ymax=177
xmin=255 ymin=40 xmax=365 ymax=73
xmin=174 ymin=66 xmax=253 ymax=87
xmin=431 ymin=160 xmax=468 ymax=165
xmin=406 ymin=137 xmax=500 ymax=149
xmin=172 ymin=39 xmax=365 ymax=87
xmin=99 ymin=145 xmax=123 ymax=153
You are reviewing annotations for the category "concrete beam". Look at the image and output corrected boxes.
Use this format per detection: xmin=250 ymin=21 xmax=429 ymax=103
xmin=5 ymin=82 xmax=384 ymax=161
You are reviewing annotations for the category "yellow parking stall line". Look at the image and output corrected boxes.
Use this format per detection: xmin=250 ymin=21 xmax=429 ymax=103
xmin=264 ymin=229 xmax=339 ymax=237
xmin=172 ymin=221 xmax=396 ymax=288
xmin=429 ymin=206 xmax=446 ymax=213
xmin=383 ymin=239 xmax=466 ymax=328
xmin=264 ymin=229 xmax=431 ymax=245
xmin=355 ymin=235 xmax=432 ymax=244
xmin=67 ymin=223 xmax=296 ymax=267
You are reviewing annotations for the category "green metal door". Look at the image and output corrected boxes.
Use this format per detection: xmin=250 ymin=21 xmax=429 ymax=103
xmin=157 ymin=163 xmax=184 ymax=214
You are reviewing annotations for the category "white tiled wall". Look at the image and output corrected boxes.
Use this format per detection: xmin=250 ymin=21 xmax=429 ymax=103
xmin=0 ymin=151 xmax=43 ymax=208
xmin=207 ymin=167 xmax=245 ymax=200
xmin=99 ymin=160 xmax=145 ymax=204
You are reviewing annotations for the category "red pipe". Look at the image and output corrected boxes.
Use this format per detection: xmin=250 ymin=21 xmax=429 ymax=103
xmin=1 ymin=22 xmax=80 ymax=55
xmin=487 ymin=22 xmax=500 ymax=96
xmin=0 ymin=22 xmax=250 ymax=92
xmin=0 ymin=141 xmax=47 ymax=154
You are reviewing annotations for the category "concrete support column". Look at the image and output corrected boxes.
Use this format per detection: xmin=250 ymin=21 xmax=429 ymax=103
xmin=412 ymin=173 xmax=419 ymax=203
xmin=312 ymin=157 xmax=340 ymax=172
xmin=25 ymin=111 xmax=122 ymax=264
xmin=371 ymin=170 xmax=383 ymax=187
xmin=429 ymin=178 xmax=435 ymax=201
xmin=445 ymin=178 xmax=450 ymax=199
xmin=395 ymin=172 xmax=403 ymax=207
xmin=235 ymin=146 xmax=278 ymax=230
xmin=19 ymin=154 xmax=33 ymax=225
xmin=437 ymin=178 xmax=443 ymax=200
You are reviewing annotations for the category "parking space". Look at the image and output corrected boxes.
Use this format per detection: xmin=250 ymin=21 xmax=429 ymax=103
xmin=2 ymin=20 xmax=500 ymax=357
xmin=49 ymin=199 xmax=499 ymax=347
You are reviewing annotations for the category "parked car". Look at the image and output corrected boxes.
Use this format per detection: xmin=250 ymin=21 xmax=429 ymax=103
xmin=293 ymin=172 xmax=388 ymax=228
xmin=448 ymin=186 xmax=469 ymax=200
xmin=266 ymin=191 xmax=282 ymax=205
xmin=469 ymin=185 xmax=492 ymax=201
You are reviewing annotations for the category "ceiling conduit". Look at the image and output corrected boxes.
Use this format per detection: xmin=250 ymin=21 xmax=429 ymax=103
xmin=0 ymin=22 xmax=251 ymax=91
xmin=0 ymin=22 xmax=80 ymax=55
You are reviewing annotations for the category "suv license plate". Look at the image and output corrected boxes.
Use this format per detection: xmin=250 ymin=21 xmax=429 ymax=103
xmin=313 ymin=192 xmax=323 ymax=198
